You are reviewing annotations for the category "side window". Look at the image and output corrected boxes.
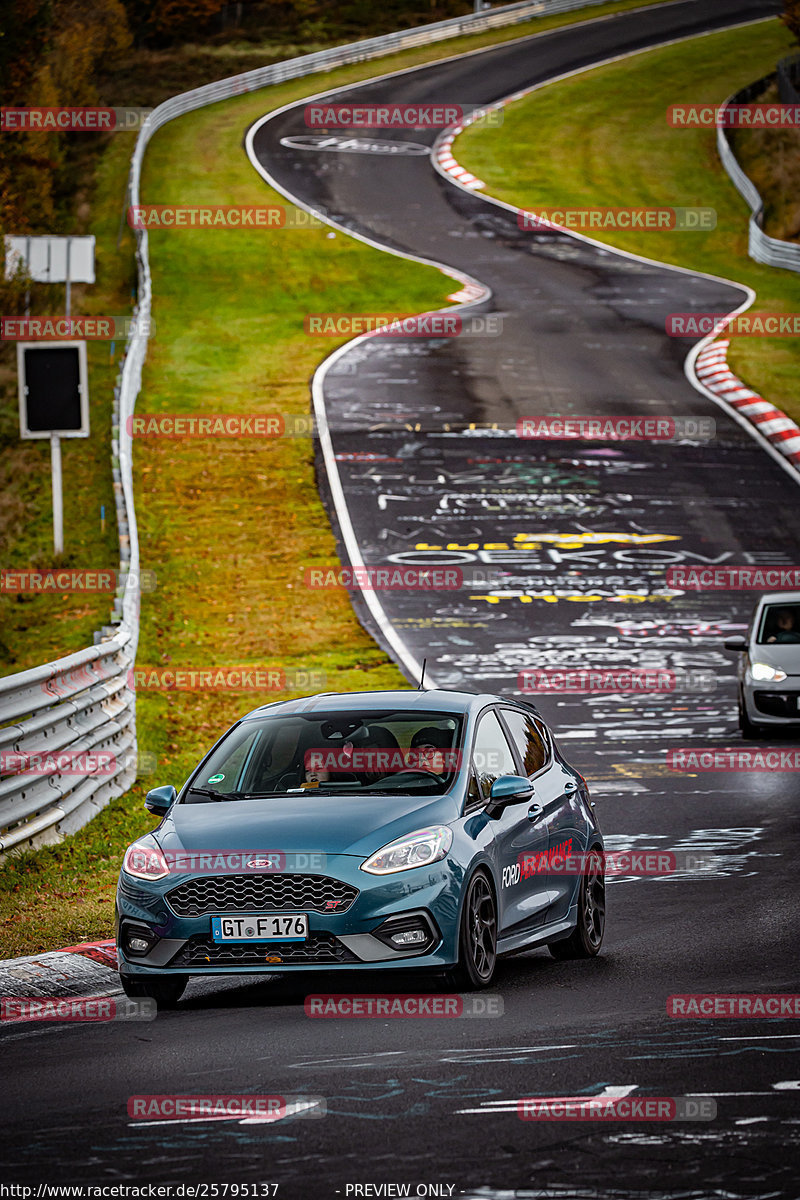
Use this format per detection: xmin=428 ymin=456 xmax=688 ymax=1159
xmin=465 ymin=771 xmax=484 ymax=813
xmin=500 ymin=709 xmax=549 ymax=778
xmin=471 ymin=710 xmax=518 ymax=799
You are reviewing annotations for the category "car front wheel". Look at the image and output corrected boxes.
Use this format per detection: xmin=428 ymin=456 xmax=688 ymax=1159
xmin=450 ymin=870 xmax=497 ymax=990
xmin=738 ymin=692 xmax=765 ymax=739
xmin=548 ymin=847 xmax=605 ymax=960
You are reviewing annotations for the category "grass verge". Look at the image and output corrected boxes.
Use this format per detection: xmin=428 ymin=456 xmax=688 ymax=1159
xmin=455 ymin=19 xmax=800 ymax=424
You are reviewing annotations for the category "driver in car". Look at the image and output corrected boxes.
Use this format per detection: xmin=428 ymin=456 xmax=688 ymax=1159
xmin=766 ymin=608 xmax=800 ymax=644
xmin=408 ymin=726 xmax=455 ymax=777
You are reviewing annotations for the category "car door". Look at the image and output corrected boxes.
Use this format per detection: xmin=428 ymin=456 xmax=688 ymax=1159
xmin=470 ymin=707 xmax=551 ymax=938
xmin=498 ymin=706 xmax=586 ymax=925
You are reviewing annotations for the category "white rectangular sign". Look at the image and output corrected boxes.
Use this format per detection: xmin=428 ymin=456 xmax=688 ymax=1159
xmin=4 ymin=235 xmax=95 ymax=283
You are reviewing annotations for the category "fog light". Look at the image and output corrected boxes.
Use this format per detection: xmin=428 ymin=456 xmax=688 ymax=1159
xmin=121 ymin=923 xmax=158 ymax=956
xmin=390 ymin=929 xmax=428 ymax=947
xmin=373 ymin=910 xmax=440 ymax=954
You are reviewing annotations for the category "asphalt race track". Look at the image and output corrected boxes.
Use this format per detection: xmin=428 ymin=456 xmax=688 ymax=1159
xmin=3 ymin=1 xmax=799 ymax=1196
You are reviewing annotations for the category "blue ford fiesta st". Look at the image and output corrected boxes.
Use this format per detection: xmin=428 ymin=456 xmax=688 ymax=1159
xmin=116 ymin=689 xmax=605 ymax=1005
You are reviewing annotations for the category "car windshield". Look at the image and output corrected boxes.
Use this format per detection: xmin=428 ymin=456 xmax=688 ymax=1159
xmin=183 ymin=710 xmax=464 ymax=801
xmin=756 ymin=603 xmax=800 ymax=645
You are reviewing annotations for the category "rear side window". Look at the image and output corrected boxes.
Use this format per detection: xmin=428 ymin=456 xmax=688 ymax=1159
xmin=500 ymin=709 xmax=549 ymax=777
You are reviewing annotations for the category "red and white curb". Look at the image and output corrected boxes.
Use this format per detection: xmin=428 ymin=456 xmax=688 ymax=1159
xmin=0 ymin=940 xmax=120 ymax=1006
xmin=695 ymin=340 xmax=800 ymax=470
xmin=435 ymin=125 xmax=485 ymax=190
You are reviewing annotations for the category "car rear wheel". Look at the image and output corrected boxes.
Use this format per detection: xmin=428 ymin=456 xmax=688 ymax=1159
xmin=548 ymin=848 xmax=605 ymax=960
xmin=449 ymin=870 xmax=497 ymax=990
xmin=120 ymin=973 xmax=187 ymax=1008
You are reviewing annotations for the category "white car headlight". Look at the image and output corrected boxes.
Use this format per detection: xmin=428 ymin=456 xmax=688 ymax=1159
xmin=750 ymin=662 xmax=787 ymax=683
xmin=122 ymin=835 xmax=170 ymax=881
xmin=360 ymin=826 xmax=453 ymax=875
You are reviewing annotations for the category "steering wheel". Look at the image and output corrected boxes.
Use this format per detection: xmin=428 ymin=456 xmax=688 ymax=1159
xmin=384 ymin=767 xmax=442 ymax=781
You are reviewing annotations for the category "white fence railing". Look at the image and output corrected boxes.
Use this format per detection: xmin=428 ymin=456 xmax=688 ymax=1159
xmin=717 ymin=80 xmax=800 ymax=274
xmin=0 ymin=0 xmax=641 ymax=856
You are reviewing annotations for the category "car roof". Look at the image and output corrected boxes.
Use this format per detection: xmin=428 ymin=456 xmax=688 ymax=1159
xmin=755 ymin=592 xmax=800 ymax=605
xmin=241 ymin=688 xmax=539 ymax=722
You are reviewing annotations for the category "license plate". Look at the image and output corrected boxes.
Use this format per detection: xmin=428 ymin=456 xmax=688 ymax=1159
xmin=211 ymin=913 xmax=308 ymax=943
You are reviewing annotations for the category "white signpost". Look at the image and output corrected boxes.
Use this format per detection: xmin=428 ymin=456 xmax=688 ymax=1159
xmin=6 ymin=235 xmax=95 ymax=554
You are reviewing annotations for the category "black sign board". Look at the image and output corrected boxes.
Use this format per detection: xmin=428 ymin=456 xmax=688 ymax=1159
xmin=17 ymin=341 xmax=89 ymax=438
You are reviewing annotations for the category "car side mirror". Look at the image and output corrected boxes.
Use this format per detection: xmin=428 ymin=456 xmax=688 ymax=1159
xmin=145 ymin=785 xmax=177 ymax=816
xmin=486 ymin=774 xmax=534 ymax=816
xmin=723 ymin=636 xmax=747 ymax=651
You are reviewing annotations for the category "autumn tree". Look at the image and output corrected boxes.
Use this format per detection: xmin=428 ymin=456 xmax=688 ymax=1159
xmin=781 ymin=0 xmax=800 ymax=45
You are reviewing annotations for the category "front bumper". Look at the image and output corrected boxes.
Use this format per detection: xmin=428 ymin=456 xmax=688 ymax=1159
xmin=743 ymin=680 xmax=800 ymax=725
xmin=116 ymin=854 xmax=462 ymax=977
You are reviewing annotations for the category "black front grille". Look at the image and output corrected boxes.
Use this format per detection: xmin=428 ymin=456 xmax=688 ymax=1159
xmin=165 ymin=873 xmax=359 ymax=917
xmin=169 ymin=933 xmax=358 ymax=967
xmin=754 ymin=690 xmax=800 ymax=718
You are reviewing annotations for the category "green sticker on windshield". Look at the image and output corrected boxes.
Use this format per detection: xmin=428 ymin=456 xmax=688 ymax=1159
xmin=208 ymin=773 xmax=225 ymax=784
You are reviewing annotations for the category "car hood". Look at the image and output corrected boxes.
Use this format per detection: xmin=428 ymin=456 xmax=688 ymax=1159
xmin=157 ymin=791 xmax=461 ymax=860
xmin=751 ymin=644 xmax=800 ymax=676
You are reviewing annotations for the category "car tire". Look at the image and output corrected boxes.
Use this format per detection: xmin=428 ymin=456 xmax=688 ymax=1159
xmin=548 ymin=847 xmax=605 ymax=960
xmin=120 ymin=973 xmax=187 ymax=1008
xmin=738 ymin=695 xmax=765 ymax=739
xmin=448 ymin=870 xmax=497 ymax=990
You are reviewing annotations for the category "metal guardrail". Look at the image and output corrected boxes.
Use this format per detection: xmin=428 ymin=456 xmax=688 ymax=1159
xmin=777 ymin=52 xmax=800 ymax=104
xmin=717 ymin=77 xmax=800 ymax=274
xmin=0 ymin=0 xmax=639 ymax=857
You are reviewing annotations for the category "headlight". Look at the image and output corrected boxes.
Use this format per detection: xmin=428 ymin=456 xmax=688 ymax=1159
xmin=360 ymin=826 xmax=453 ymax=875
xmin=122 ymin=835 xmax=169 ymax=881
xmin=751 ymin=662 xmax=787 ymax=682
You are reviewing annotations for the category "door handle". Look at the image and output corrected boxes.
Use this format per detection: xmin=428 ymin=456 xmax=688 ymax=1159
xmin=563 ymin=780 xmax=578 ymax=795
xmin=527 ymin=803 xmax=544 ymax=822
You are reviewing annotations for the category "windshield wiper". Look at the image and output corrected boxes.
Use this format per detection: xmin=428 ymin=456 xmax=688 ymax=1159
xmin=187 ymin=787 xmax=247 ymax=801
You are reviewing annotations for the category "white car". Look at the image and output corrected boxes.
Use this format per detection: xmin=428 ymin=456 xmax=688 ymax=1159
xmin=725 ymin=591 xmax=800 ymax=737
